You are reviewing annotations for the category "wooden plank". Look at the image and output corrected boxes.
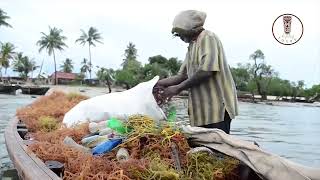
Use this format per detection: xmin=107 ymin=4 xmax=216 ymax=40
xmin=5 ymin=117 xmax=61 ymax=180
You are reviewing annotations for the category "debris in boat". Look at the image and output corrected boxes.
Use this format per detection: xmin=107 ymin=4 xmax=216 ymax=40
xmin=187 ymin=146 xmax=214 ymax=155
xmin=92 ymin=138 xmax=122 ymax=155
xmin=19 ymin=91 xmax=241 ymax=179
xmin=63 ymin=136 xmax=91 ymax=153
xmin=45 ymin=160 xmax=64 ymax=177
xmin=17 ymin=128 xmax=28 ymax=139
xmin=116 ymin=148 xmax=129 ymax=162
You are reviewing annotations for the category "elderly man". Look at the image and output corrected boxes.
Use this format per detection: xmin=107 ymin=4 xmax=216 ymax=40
xmin=156 ymin=10 xmax=238 ymax=134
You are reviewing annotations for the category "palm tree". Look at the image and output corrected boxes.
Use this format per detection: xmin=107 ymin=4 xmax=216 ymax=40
xmin=76 ymin=27 xmax=103 ymax=79
xmin=0 ymin=9 xmax=12 ymax=28
xmin=0 ymin=42 xmax=15 ymax=77
xmin=122 ymin=42 xmax=138 ymax=69
xmin=12 ymin=52 xmax=38 ymax=79
xmin=37 ymin=27 xmax=67 ymax=85
xmin=80 ymin=58 xmax=90 ymax=78
xmin=60 ymin=58 xmax=74 ymax=73
xmin=96 ymin=66 xmax=115 ymax=93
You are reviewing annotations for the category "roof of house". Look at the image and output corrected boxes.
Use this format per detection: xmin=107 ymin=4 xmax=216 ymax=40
xmin=50 ymin=72 xmax=76 ymax=80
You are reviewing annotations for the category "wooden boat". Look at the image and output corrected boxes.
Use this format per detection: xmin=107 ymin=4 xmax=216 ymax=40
xmin=21 ymin=86 xmax=50 ymax=95
xmin=5 ymin=116 xmax=261 ymax=180
xmin=5 ymin=117 xmax=61 ymax=180
xmin=0 ymin=84 xmax=21 ymax=94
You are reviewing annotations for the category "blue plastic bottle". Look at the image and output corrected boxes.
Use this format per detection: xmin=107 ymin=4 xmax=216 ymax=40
xmin=92 ymin=139 xmax=122 ymax=155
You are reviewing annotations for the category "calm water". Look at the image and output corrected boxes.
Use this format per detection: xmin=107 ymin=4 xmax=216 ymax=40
xmin=0 ymin=95 xmax=319 ymax=173
xmin=0 ymin=94 xmax=34 ymax=172
xmin=173 ymin=98 xmax=320 ymax=167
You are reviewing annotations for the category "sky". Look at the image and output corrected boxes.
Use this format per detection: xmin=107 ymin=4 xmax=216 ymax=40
xmin=0 ymin=0 xmax=319 ymax=87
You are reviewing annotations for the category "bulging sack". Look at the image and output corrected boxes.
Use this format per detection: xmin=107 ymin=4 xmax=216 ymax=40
xmin=63 ymin=76 xmax=166 ymax=127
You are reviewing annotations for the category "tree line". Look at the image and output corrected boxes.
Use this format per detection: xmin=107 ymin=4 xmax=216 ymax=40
xmin=1 ymin=8 xmax=319 ymax=99
xmin=0 ymin=9 xmax=181 ymax=92
xmin=231 ymin=49 xmax=320 ymax=101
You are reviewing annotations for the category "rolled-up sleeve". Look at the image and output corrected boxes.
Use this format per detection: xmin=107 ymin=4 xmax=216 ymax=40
xmin=198 ymin=35 xmax=220 ymax=72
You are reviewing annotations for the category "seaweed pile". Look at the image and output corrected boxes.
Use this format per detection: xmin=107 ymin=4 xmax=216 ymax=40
xmin=17 ymin=92 xmax=241 ymax=180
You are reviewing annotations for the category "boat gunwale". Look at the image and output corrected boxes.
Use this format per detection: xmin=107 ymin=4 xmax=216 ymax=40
xmin=4 ymin=117 xmax=61 ymax=180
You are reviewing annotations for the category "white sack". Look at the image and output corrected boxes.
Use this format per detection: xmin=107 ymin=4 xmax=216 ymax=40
xmin=63 ymin=76 xmax=166 ymax=127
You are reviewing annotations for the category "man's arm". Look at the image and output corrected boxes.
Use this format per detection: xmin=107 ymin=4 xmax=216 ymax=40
xmin=162 ymin=70 xmax=213 ymax=99
xmin=156 ymin=74 xmax=188 ymax=87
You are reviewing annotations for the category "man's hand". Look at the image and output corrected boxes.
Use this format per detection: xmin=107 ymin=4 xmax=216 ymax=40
xmin=162 ymin=85 xmax=181 ymax=100
xmin=155 ymin=74 xmax=188 ymax=88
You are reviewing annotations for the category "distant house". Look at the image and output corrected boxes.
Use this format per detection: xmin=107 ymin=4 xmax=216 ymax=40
xmin=50 ymin=72 xmax=77 ymax=85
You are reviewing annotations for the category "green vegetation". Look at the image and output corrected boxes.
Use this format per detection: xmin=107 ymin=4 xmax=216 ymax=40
xmin=80 ymin=58 xmax=90 ymax=78
xmin=76 ymin=27 xmax=103 ymax=79
xmin=39 ymin=116 xmax=59 ymax=132
xmin=60 ymin=58 xmax=74 ymax=73
xmin=96 ymin=67 xmax=115 ymax=93
xmin=12 ymin=52 xmax=38 ymax=79
xmin=114 ymin=42 xmax=182 ymax=89
xmin=0 ymin=42 xmax=15 ymax=76
xmin=1 ymin=8 xmax=319 ymax=101
xmin=37 ymin=27 xmax=68 ymax=85
xmin=231 ymin=49 xmax=319 ymax=101
xmin=0 ymin=9 xmax=12 ymax=28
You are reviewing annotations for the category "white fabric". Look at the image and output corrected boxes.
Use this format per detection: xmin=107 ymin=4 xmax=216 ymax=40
xmin=172 ymin=10 xmax=206 ymax=31
xmin=63 ymin=76 xmax=166 ymax=127
xmin=182 ymin=125 xmax=320 ymax=180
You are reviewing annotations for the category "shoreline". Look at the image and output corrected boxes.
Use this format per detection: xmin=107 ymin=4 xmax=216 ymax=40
xmin=44 ymin=85 xmax=320 ymax=108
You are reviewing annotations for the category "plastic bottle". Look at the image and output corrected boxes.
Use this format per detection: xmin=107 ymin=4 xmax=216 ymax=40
xmin=99 ymin=127 xmax=113 ymax=136
xmin=86 ymin=136 xmax=109 ymax=148
xmin=167 ymin=106 xmax=177 ymax=123
xmin=63 ymin=136 xmax=90 ymax=153
xmin=89 ymin=121 xmax=108 ymax=133
xmin=89 ymin=122 xmax=99 ymax=133
xmin=92 ymin=139 xmax=122 ymax=155
xmin=107 ymin=118 xmax=127 ymax=134
xmin=81 ymin=135 xmax=100 ymax=147
xmin=116 ymin=148 xmax=129 ymax=161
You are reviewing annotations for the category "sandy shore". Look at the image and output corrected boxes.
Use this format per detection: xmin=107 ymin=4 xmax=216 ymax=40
xmin=239 ymin=99 xmax=320 ymax=108
xmin=46 ymin=85 xmax=125 ymax=97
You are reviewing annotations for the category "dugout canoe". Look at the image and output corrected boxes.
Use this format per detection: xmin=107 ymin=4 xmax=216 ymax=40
xmin=0 ymin=84 xmax=20 ymax=94
xmin=4 ymin=116 xmax=261 ymax=180
xmin=20 ymin=86 xmax=50 ymax=95
xmin=4 ymin=117 xmax=61 ymax=180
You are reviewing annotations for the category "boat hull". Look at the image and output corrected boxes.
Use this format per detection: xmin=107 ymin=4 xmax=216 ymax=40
xmin=21 ymin=87 xmax=50 ymax=95
xmin=4 ymin=117 xmax=61 ymax=180
xmin=0 ymin=85 xmax=20 ymax=94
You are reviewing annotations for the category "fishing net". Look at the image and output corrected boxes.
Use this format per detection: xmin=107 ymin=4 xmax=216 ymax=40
xmin=20 ymin=92 xmax=241 ymax=179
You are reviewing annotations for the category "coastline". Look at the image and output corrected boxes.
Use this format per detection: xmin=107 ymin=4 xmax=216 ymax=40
xmin=44 ymin=85 xmax=320 ymax=108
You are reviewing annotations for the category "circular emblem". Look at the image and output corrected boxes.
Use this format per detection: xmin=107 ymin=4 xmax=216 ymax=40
xmin=272 ymin=14 xmax=303 ymax=45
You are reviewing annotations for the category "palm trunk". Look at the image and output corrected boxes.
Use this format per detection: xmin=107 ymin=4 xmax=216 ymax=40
xmin=88 ymin=44 xmax=92 ymax=79
xmin=106 ymin=77 xmax=112 ymax=93
xmin=53 ymin=50 xmax=57 ymax=85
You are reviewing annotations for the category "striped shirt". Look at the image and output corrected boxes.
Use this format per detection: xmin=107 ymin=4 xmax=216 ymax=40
xmin=178 ymin=30 xmax=238 ymax=126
